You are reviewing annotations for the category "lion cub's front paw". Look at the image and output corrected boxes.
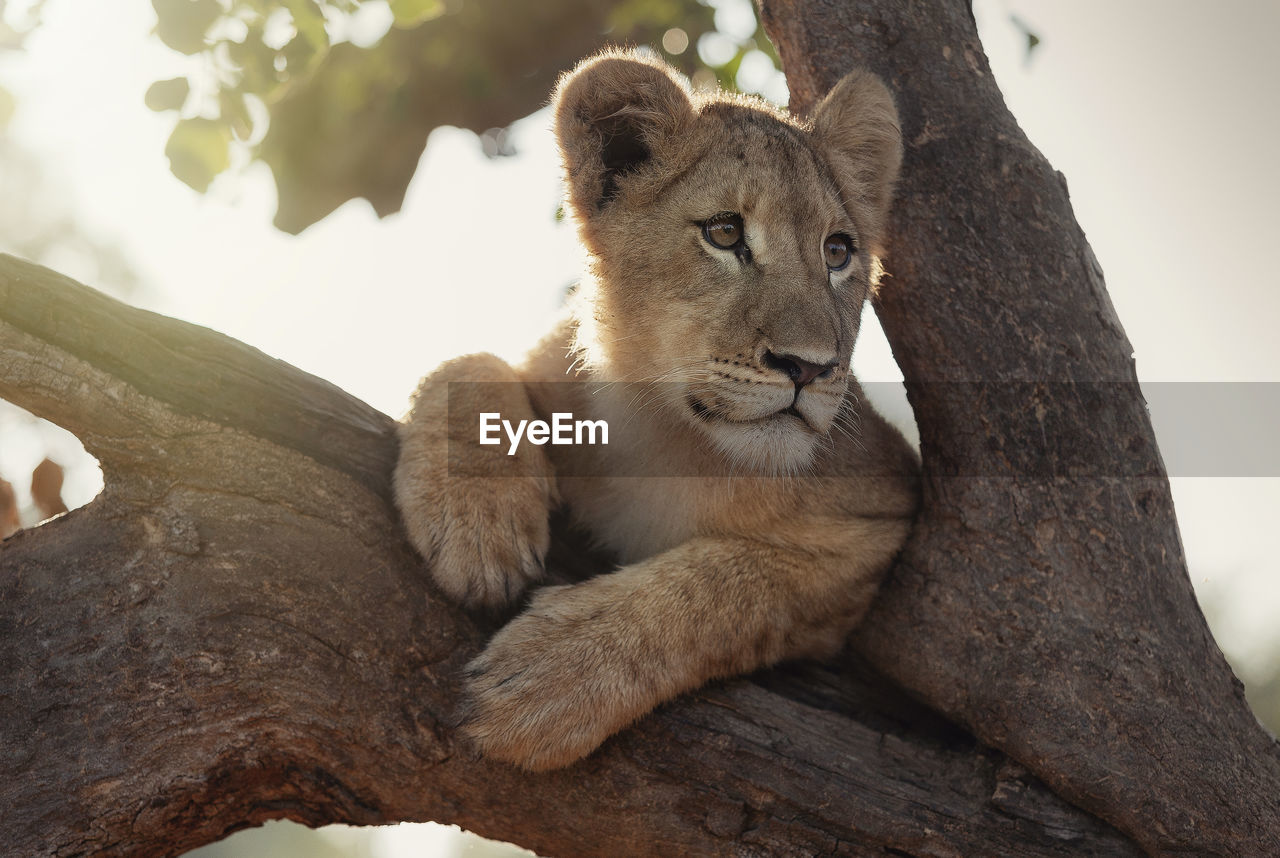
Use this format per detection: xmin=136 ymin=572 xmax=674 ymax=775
xmin=394 ymin=352 xmax=557 ymax=611
xmin=415 ymin=478 xmax=551 ymax=611
xmin=459 ymin=583 xmax=645 ymax=770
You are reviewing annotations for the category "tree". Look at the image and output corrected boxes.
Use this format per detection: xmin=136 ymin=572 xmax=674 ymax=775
xmin=2 ymin=1 xmax=1278 ymax=855
xmin=145 ymin=0 xmax=773 ymax=232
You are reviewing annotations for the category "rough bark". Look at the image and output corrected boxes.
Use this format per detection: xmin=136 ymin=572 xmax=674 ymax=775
xmin=1 ymin=254 xmax=1143 ymax=856
xmin=759 ymin=0 xmax=1280 ymax=854
xmin=1 ymin=2 xmax=1276 ymax=855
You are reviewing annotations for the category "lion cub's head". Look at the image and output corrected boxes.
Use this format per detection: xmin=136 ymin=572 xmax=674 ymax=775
xmin=554 ymin=50 xmax=902 ymax=474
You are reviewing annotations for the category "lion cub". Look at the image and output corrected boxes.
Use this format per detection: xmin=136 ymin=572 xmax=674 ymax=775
xmin=394 ymin=50 xmax=919 ymax=770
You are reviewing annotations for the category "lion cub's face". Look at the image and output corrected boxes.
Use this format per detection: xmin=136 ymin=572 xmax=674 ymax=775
xmin=555 ymin=53 xmax=902 ymax=474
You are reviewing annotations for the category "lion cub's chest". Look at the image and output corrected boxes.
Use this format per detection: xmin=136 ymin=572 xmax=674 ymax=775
xmin=560 ymin=476 xmax=712 ymax=564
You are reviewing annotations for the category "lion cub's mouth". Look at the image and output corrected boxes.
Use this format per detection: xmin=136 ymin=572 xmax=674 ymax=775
xmin=687 ymin=395 xmax=814 ymax=431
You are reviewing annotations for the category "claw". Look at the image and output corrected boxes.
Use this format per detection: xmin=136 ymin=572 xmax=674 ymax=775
xmin=447 ymin=699 xmax=474 ymax=731
xmin=494 ymin=670 xmax=526 ymax=689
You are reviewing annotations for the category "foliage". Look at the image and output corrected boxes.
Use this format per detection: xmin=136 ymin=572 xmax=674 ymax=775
xmin=0 ymin=0 xmax=45 ymax=50
xmin=0 ymin=0 xmax=44 ymax=122
xmin=146 ymin=0 xmax=783 ymax=232
xmin=0 ymin=2 xmax=140 ymax=296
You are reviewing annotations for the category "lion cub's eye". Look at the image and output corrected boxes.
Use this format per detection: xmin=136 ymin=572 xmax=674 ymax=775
xmin=702 ymin=213 xmax=745 ymax=250
xmin=824 ymin=233 xmax=855 ymax=271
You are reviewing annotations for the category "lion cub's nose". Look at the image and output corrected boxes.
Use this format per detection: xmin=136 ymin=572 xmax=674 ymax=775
xmin=762 ymin=350 xmax=837 ymax=389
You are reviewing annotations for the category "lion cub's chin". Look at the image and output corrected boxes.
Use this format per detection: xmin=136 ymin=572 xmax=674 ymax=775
xmin=696 ymin=411 xmax=824 ymax=475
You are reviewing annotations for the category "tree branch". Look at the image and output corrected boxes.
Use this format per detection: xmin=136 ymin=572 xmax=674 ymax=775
xmin=0 ymin=256 xmax=396 ymax=499
xmin=0 ymin=251 xmax=1142 ymax=856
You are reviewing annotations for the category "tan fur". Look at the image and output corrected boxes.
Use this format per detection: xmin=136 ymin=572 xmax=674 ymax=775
xmin=394 ymin=50 xmax=919 ymax=770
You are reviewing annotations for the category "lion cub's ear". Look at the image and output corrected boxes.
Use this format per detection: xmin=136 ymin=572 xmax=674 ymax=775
xmin=810 ymin=70 xmax=903 ymax=254
xmin=554 ymin=51 xmax=696 ymax=215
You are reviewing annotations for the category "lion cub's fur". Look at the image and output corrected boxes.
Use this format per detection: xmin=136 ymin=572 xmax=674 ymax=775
xmin=394 ymin=50 xmax=919 ymax=770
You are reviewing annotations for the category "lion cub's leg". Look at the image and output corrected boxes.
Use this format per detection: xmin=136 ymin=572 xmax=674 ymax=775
xmin=394 ymin=353 xmax=556 ymax=611
xmin=461 ymin=517 xmax=910 ymax=770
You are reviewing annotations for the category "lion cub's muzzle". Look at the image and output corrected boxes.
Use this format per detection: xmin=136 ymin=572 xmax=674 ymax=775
xmin=761 ymin=349 xmax=838 ymax=389
xmin=687 ymin=350 xmax=849 ymax=434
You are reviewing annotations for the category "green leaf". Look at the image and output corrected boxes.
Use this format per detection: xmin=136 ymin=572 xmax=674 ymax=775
xmin=144 ymin=77 xmax=191 ymax=112
xmin=284 ymin=0 xmax=329 ymax=52
xmin=1009 ymin=14 xmax=1042 ymax=60
xmin=388 ymin=0 xmax=444 ymax=28
xmin=164 ymin=117 xmax=232 ymax=193
xmin=227 ymin=27 xmax=284 ymax=100
xmin=152 ymin=0 xmax=221 ymax=55
xmin=220 ymin=90 xmax=254 ymax=140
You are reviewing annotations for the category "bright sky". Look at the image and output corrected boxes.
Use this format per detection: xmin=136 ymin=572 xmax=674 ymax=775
xmin=1 ymin=0 xmax=1278 ymax=790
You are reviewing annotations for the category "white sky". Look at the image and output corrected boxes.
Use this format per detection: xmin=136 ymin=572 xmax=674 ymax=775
xmin=1 ymin=0 xmax=1277 ymax=724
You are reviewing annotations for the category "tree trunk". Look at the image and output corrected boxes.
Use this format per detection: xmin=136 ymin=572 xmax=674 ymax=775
xmin=760 ymin=0 xmax=1280 ymax=854
xmin=1 ymin=2 xmax=1276 ymax=856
